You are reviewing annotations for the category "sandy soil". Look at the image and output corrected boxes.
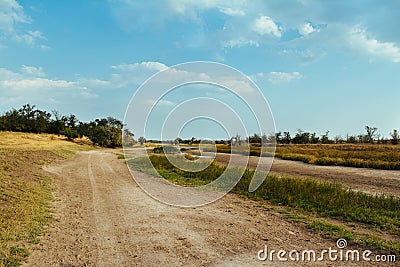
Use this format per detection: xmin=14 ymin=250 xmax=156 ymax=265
xmin=24 ymin=149 xmax=397 ymax=266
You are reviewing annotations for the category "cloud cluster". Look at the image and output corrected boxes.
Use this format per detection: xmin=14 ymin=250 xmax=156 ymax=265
xmin=349 ymin=26 xmax=400 ymax=63
xmin=109 ymin=0 xmax=400 ymax=64
xmin=0 ymin=0 xmax=47 ymax=47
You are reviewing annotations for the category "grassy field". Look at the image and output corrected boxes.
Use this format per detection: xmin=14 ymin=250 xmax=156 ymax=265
xmin=129 ymin=154 xmax=400 ymax=254
xmin=0 ymin=132 xmax=91 ymax=266
xmin=208 ymin=143 xmax=400 ymax=170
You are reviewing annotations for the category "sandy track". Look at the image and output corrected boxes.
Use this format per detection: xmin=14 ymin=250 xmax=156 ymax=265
xmin=25 ymin=149 xmax=395 ymax=266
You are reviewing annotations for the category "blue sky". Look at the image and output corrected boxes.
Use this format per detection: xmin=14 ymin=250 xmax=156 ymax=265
xmin=1 ymin=0 xmax=400 ymax=139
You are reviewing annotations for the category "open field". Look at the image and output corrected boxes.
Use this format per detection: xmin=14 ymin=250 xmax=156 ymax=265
xmin=0 ymin=132 xmax=91 ymax=266
xmin=203 ymin=143 xmax=400 ymax=170
xmin=23 ymin=148 xmax=397 ymax=266
xmin=1 ymin=134 xmax=399 ymax=265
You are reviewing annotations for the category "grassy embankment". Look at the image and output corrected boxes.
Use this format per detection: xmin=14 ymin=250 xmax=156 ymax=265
xmin=0 ymin=132 xmax=91 ymax=266
xmin=208 ymin=144 xmax=400 ymax=170
xmin=129 ymin=154 xmax=400 ymax=255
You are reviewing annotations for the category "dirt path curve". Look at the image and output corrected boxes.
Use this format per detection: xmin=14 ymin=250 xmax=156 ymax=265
xmin=25 ymin=149 xmax=393 ymax=266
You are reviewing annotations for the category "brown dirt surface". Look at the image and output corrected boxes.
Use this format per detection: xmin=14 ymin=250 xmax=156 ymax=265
xmin=24 ymin=149 xmax=397 ymax=266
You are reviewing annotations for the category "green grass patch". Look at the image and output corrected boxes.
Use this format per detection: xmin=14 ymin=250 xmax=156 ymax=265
xmin=0 ymin=171 xmax=53 ymax=266
xmin=308 ymin=220 xmax=400 ymax=255
xmin=153 ymin=146 xmax=179 ymax=154
xmin=129 ymin=155 xmax=400 ymax=237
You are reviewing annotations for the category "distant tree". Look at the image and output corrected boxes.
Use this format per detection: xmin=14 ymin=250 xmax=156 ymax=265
xmin=66 ymin=114 xmax=78 ymax=128
xmin=310 ymin=132 xmax=319 ymax=144
xmin=334 ymin=135 xmax=344 ymax=144
xmin=283 ymin=131 xmax=291 ymax=144
xmin=122 ymin=128 xmax=135 ymax=146
xmin=62 ymin=127 xmax=79 ymax=141
xmin=138 ymin=136 xmax=146 ymax=145
xmin=174 ymin=137 xmax=183 ymax=145
xmin=365 ymin=125 xmax=378 ymax=143
xmin=274 ymin=132 xmax=282 ymax=144
xmin=249 ymin=133 xmax=261 ymax=144
xmin=320 ymin=131 xmax=330 ymax=144
xmin=292 ymin=129 xmax=311 ymax=144
xmin=391 ymin=129 xmax=399 ymax=145
xmin=231 ymin=134 xmax=242 ymax=146
xmin=346 ymin=134 xmax=357 ymax=143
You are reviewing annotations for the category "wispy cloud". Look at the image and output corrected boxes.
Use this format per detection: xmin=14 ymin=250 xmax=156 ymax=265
xmin=268 ymin=72 xmax=302 ymax=83
xmin=349 ymin=26 xmax=400 ymax=63
xmin=0 ymin=0 xmax=47 ymax=47
xmin=21 ymin=65 xmax=45 ymax=77
xmin=0 ymin=0 xmax=30 ymax=33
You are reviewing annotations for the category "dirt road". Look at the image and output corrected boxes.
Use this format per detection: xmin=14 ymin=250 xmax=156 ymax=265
xmin=25 ymin=149 xmax=395 ymax=266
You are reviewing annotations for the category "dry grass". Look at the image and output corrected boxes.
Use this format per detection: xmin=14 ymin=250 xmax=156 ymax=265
xmin=0 ymin=132 xmax=92 ymax=158
xmin=0 ymin=132 xmax=92 ymax=266
xmin=210 ymin=143 xmax=400 ymax=170
xmin=276 ymin=144 xmax=400 ymax=170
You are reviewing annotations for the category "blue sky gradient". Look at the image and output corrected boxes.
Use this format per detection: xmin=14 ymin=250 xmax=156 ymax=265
xmin=1 ymin=0 xmax=399 ymax=139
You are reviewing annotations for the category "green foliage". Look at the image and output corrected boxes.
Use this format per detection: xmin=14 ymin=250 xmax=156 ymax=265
xmin=0 ymin=104 xmax=123 ymax=148
xmin=61 ymin=128 xmax=79 ymax=141
xmin=153 ymin=146 xmax=179 ymax=154
xmin=391 ymin=129 xmax=399 ymax=145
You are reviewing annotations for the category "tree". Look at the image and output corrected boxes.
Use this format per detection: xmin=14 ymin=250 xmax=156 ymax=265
xmin=138 ymin=136 xmax=146 ymax=145
xmin=320 ymin=131 xmax=330 ymax=144
xmin=310 ymin=132 xmax=319 ymax=144
xmin=365 ymin=125 xmax=378 ymax=143
xmin=122 ymin=128 xmax=135 ymax=146
xmin=62 ymin=128 xmax=79 ymax=141
xmin=391 ymin=129 xmax=399 ymax=145
xmin=275 ymin=132 xmax=282 ymax=144
xmin=283 ymin=131 xmax=291 ymax=144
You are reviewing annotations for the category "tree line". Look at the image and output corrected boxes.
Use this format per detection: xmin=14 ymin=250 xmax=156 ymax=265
xmin=0 ymin=104 xmax=126 ymax=148
xmin=164 ymin=126 xmax=399 ymax=146
xmin=1 ymin=104 xmax=398 ymax=147
xmin=249 ymin=126 xmax=398 ymax=145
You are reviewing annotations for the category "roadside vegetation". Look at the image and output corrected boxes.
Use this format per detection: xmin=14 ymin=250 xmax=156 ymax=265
xmin=0 ymin=132 xmax=91 ymax=266
xmin=129 ymin=154 xmax=400 ymax=254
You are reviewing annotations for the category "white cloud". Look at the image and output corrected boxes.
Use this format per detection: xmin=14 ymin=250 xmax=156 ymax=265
xmin=280 ymin=49 xmax=327 ymax=64
xmin=222 ymin=38 xmax=259 ymax=48
xmin=21 ymin=65 xmax=45 ymax=77
xmin=253 ymin=15 xmax=281 ymax=38
xmin=0 ymin=1 xmax=46 ymax=47
xmin=349 ymin=26 xmax=400 ymax=63
xmin=268 ymin=72 xmax=302 ymax=83
xmin=0 ymin=66 xmax=97 ymax=106
xmin=299 ymin=23 xmax=318 ymax=36
xmin=0 ymin=0 xmax=30 ymax=33
xmin=220 ymin=7 xmax=245 ymax=17
xmin=146 ymin=99 xmax=175 ymax=107
xmin=112 ymin=61 xmax=168 ymax=72
xmin=1 ymin=78 xmax=75 ymax=89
